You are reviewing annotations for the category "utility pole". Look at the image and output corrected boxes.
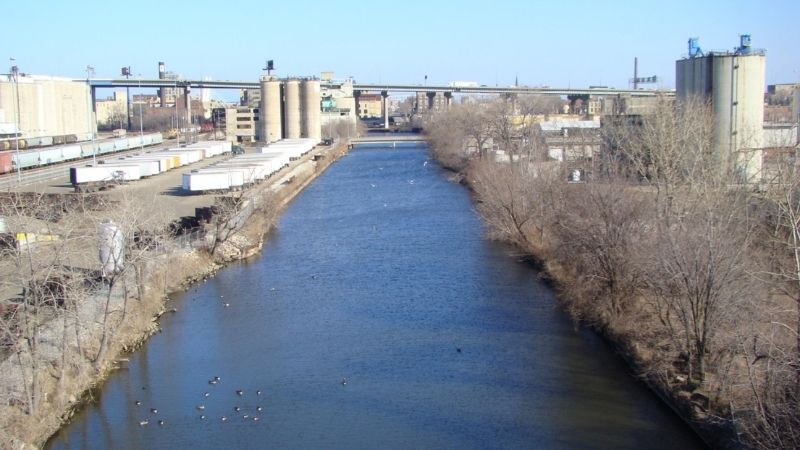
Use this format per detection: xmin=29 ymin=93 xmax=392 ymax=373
xmin=10 ymin=59 xmax=21 ymax=182
xmin=86 ymin=65 xmax=96 ymax=163
xmin=138 ymin=75 xmax=144 ymax=150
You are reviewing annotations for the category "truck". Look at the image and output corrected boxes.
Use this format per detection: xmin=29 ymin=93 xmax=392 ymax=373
xmin=448 ymin=81 xmax=479 ymax=88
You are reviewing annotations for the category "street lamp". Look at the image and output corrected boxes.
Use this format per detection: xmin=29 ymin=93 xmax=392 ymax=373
xmin=10 ymin=58 xmax=21 ymax=182
xmin=86 ymin=65 xmax=96 ymax=163
xmin=121 ymin=66 xmax=131 ymax=131
xmin=174 ymin=81 xmax=180 ymax=145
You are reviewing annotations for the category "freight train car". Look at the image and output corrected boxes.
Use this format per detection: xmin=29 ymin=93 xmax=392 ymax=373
xmin=1 ymin=132 xmax=163 ymax=175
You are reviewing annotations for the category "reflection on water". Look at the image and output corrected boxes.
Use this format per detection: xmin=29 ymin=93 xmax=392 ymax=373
xmin=48 ymin=144 xmax=705 ymax=449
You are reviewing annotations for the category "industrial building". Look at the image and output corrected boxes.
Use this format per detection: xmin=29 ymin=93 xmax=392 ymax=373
xmin=0 ymin=74 xmax=94 ymax=142
xmin=356 ymin=93 xmax=383 ymax=118
xmin=320 ymin=77 xmax=357 ymax=136
xmin=214 ymin=106 xmax=259 ymax=143
xmin=676 ymin=35 xmax=766 ymax=182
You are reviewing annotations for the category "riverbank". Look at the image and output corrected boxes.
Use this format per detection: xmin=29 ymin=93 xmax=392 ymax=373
xmin=0 ymin=142 xmax=349 ymax=449
xmin=432 ymin=155 xmax=730 ymax=448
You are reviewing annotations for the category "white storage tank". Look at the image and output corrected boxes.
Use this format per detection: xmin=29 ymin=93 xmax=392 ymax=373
xmin=675 ymin=35 xmax=765 ymax=182
xmin=98 ymin=220 xmax=124 ymax=276
xmin=301 ymin=79 xmax=321 ymax=143
xmin=260 ymin=76 xmax=283 ymax=143
xmin=284 ymin=79 xmax=302 ymax=139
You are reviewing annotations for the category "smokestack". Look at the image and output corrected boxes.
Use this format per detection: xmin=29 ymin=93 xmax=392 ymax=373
xmin=158 ymin=62 xmax=167 ymax=107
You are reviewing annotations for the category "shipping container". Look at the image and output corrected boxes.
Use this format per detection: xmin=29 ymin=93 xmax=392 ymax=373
xmin=182 ymin=170 xmax=244 ymax=191
xmin=70 ymin=165 xmax=141 ymax=185
xmin=109 ymin=158 xmax=159 ymax=177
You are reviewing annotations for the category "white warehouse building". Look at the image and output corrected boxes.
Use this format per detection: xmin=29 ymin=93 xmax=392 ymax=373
xmin=0 ymin=74 xmax=94 ymax=142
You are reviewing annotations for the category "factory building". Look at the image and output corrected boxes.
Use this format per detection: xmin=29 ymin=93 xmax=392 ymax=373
xmin=0 ymin=74 xmax=94 ymax=141
xmin=676 ymin=35 xmax=766 ymax=182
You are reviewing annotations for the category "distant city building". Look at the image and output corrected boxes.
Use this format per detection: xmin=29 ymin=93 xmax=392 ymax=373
xmin=156 ymin=61 xmax=181 ymax=107
xmin=357 ymin=93 xmax=382 ymax=118
xmin=766 ymin=83 xmax=800 ymax=124
xmin=320 ymin=77 xmax=357 ymax=135
xmin=95 ymin=90 xmax=127 ymax=130
xmin=240 ymin=88 xmax=261 ymax=108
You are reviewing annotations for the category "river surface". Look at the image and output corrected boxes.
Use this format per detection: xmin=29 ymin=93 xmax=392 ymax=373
xmin=47 ymin=143 xmax=705 ymax=449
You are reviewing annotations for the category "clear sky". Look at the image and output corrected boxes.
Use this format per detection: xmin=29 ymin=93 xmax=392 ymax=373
xmin=6 ymin=0 xmax=799 ymax=97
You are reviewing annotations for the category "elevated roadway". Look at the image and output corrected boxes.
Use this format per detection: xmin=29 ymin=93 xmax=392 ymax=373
xmin=86 ymin=79 xmax=673 ymax=97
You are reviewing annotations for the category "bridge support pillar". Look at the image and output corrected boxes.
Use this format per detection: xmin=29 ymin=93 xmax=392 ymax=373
xmin=381 ymin=90 xmax=389 ymax=129
xmin=567 ymin=94 xmax=589 ymax=115
xmin=426 ymin=92 xmax=436 ymax=110
xmin=443 ymin=91 xmax=453 ymax=109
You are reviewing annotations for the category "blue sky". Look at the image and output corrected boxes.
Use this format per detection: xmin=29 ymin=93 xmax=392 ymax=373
xmin=6 ymin=0 xmax=799 ymax=97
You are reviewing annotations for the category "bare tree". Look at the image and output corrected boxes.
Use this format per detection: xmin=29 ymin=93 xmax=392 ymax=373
xmin=451 ymin=103 xmax=494 ymax=160
xmin=553 ymin=181 xmax=649 ymax=323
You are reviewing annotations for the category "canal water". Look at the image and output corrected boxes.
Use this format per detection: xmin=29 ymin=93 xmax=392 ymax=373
xmin=48 ymin=143 xmax=705 ymax=449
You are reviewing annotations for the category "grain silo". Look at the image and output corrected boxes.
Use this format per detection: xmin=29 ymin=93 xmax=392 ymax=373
xmin=259 ymin=76 xmax=283 ymax=143
xmin=676 ymin=35 xmax=765 ymax=182
xmin=301 ymin=79 xmax=322 ymax=143
xmin=284 ymin=79 xmax=302 ymax=139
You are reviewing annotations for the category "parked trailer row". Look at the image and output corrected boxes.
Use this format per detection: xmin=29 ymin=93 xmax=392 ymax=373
xmin=0 ymin=132 xmax=164 ymax=175
xmin=69 ymin=139 xmax=228 ymax=190
xmin=258 ymin=138 xmax=315 ymax=160
xmin=182 ymin=139 xmax=314 ymax=193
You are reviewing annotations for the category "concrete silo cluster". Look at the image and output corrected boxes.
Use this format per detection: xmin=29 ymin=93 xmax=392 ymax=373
xmin=676 ymin=35 xmax=766 ymax=182
xmin=259 ymin=76 xmax=321 ymax=144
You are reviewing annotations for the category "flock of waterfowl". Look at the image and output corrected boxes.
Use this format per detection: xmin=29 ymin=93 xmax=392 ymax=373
xmin=135 ymin=375 xmax=269 ymax=427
